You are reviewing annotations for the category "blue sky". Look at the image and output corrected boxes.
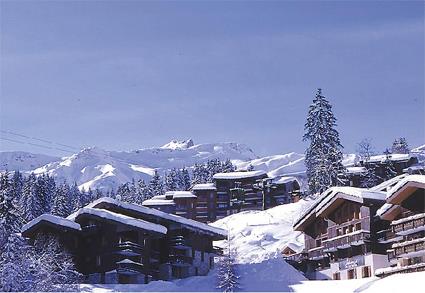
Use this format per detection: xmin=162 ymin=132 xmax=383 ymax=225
xmin=1 ymin=1 xmax=424 ymax=157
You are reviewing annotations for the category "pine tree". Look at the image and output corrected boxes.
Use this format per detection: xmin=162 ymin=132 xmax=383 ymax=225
xmin=303 ymin=88 xmax=345 ymax=194
xmin=20 ymin=173 xmax=45 ymax=223
xmin=135 ymin=179 xmax=149 ymax=204
xmin=165 ymin=168 xmax=179 ymax=191
xmin=148 ymin=171 xmax=164 ymax=198
xmin=177 ymin=167 xmax=191 ymax=191
xmin=222 ymin=159 xmax=236 ymax=173
xmin=391 ymin=137 xmax=410 ymax=154
xmin=0 ymin=175 xmax=22 ymax=249
xmin=217 ymin=237 xmax=240 ymax=292
xmin=51 ymin=183 xmax=73 ymax=217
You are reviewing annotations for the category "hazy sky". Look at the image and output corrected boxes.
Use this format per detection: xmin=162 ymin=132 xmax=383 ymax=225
xmin=1 ymin=0 xmax=424 ymax=157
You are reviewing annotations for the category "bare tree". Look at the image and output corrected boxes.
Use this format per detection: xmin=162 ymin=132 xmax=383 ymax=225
xmin=356 ymin=138 xmax=375 ymax=162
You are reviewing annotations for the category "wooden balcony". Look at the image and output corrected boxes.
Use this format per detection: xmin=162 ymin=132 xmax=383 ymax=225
xmin=169 ymin=254 xmax=193 ymax=266
xmin=323 ymin=231 xmax=370 ymax=251
xmin=377 ymin=229 xmax=403 ymax=244
xmin=392 ymin=213 xmax=425 ymax=236
xmin=393 ymin=238 xmax=425 ymax=258
xmin=308 ymin=246 xmax=326 ymax=260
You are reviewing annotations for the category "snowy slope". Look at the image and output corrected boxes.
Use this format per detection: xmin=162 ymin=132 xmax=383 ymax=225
xmin=0 ymin=151 xmax=59 ymax=171
xmin=7 ymin=140 xmax=257 ymax=191
xmin=211 ymin=200 xmax=313 ymax=264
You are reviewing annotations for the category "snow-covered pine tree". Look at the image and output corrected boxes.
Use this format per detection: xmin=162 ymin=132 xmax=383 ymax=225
xmin=165 ymin=168 xmax=179 ymax=191
xmin=303 ymin=88 xmax=345 ymax=194
xmin=217 ymin=237 xmax=240 ymax=292
xmin=51 ymin=183 xmax=73 ymax=217
xmin=381 ymin=149 xmax=398 ymax=181
xmin=222 ymin=159 xmax=236 ymax=173
xmin=134 ymin=179 xmax=149 ymax=205
xmin=391 ymin=137 xmax=410 ymax=154
xmin=36 ymin=174 xmax=56 ymax=214
xmin=0 ymin=233 xmax=35 ymax=292
xmin=20 ymin=173 xmax=45 ymax=223
xmin=177 ymin=167 xmax=191 ymax=191
xmin=148 ymin=171 xmax=164 ymax=198
xmin=360 ymin=165 xmax=379 ymax=188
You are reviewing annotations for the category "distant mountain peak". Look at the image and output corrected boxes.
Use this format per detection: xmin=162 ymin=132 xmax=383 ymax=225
xmin=161 ymin=139 xmax=194 ymax=150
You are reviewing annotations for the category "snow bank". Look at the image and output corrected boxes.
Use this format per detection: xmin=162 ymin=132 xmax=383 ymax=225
xmin=211 ymin=199 xmax=312 ymax=264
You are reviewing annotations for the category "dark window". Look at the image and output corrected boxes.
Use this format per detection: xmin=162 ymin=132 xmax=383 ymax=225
xmin=362 ymin=266 xmax=371 ymax=278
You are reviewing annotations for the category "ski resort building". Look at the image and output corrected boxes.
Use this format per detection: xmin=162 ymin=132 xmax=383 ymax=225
xmin=21 ymin=197 xmax=226 ymax=285
xmin=375 ymin=175 xmax=425 ymax=277
xmin=142 ymin=191 xmax=197 ymax=219
xmin=292 ymin=186 xmax=390 ymax=280
xmin=191 ymin=183 xmax=217 ymax=223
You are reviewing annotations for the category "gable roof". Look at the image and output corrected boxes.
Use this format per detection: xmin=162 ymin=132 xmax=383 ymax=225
xmin=71 ymin=197 xmax=227 ymax=239
xmin=22 ymin=214 xmax=81 ymax=237
xmin=386 ymin=174 xmax=425 ymax=204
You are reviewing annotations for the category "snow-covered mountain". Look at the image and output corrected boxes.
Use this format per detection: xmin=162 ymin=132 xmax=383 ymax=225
xmin=0 ymin=151 xmax=59 ymax=172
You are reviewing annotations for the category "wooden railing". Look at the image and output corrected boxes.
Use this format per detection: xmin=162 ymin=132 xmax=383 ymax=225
xmin=308 ymin=247 xmax=325 ymax=260
xmin=323 ymin=231 xmax=370 ymax=251
xmin=394 ymin=240 xmax=425 ymax=257
xmin=392 ymin=214 xmax=425 ymax=235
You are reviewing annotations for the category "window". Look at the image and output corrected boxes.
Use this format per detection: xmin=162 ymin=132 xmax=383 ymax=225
xmin=362 ymin=266 xmax=371 ymax=278
xmin=356 ymin=223 xmax=361 ymax=231
xmin=347 ymin=269 xmax=356 ymax=279
xmin=333 ymin=272 xmax=340 ymax=280
xmin=201 ymin=251 xmax=205 ymax=261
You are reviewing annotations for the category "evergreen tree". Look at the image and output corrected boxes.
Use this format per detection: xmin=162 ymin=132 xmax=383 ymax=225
xmin=0 ymin=174 xmax=22 ymax=249
xmin=222 ymin=159 xmax=236 ymax=173
xmin=51 ymin=183 xmax=73 ymax=217
xmin=177 ymin=167 xmax=191 ymax=191
xmin=391 ymin=137 xmax=410 ymax=154
xmin=165 ymin=168 xmax=179 ymax=191
xmin=303 ymin=88 xmax=345 ymax=194
xmin=217 ymin=238 xmax=240 ymax=292
xmin=148 ymin=171 xmax=164 ymax=198
xmin=20 ymin=173 xmax=46 ymax=223
xmin=135 ymin=179 xmax=150 ymax=205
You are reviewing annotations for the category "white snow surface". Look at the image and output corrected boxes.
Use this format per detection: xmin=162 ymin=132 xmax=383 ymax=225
xmin=0 ymin=151 xmax=59 ymax=171
xmin=21 ymin=214 xmax=82 ymax=233
xmin=191 ymin=183 xmax=217 ymax=190
xmin=386 ymin=174 xmax=425 ymax=200
xmin=74 ymin=207 xmax=167 ymax=234
xmin=211 ymin=199 xmax=313 ymax=264
xmin=213 ymin=170 xmax=267 ymax=180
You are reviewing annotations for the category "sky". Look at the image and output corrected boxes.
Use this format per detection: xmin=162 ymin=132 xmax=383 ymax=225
xmin=0 ymin=0 xmax=424 ymax=157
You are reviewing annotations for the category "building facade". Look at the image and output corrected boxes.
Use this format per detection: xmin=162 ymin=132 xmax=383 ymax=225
xmin=22 ymin=197 xmax=227 ymax=285
xmin=191 ymin=183 xmax=217 ymax=223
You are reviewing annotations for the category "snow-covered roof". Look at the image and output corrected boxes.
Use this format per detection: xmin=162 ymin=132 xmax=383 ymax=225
xmin=386 ymin=174 xmax=425 ymax=201
xmin=273 ymin=176 xmax=299 ymax=185
xmin=142 ymin=198 xmax=176 ymax=206
xmin=191 ymin=183 xmax=217 ymax=191
xmin=403 ymin=164 xmax=425 ymax=172
xmin=213 ymin=170 xmax=267 ymax=180
xmin=368 ymin=153 xmax=411 ymax=163
xmin=74 ymin=207 xmax=167 ymax=235
xmin=169 ymin=191 xmax=197 ymax=199
xmin=369 ymin=174 xmax=409 ymax=192
xmin=77 ymin=197 xmax=227 ymax=238
xmin=376 ymin=203 xmax=395 ymax=217
xmin=346 ymin=166 xmax=367 ymax=174
xmin=294 ymin=186 xmax=385 ymax=231
xmin=22 ymin=214 xmax=81 ymax=235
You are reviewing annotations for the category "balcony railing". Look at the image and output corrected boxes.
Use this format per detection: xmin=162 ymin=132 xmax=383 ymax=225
xmin=377 ymin=229 xmax=403 ymax=244
xmin=308 ymin=246 xmax=326 ymax=260
xmin=323 ymin=230 xmax=370 ymax=251
xmin=392 ymin=214 xmax=425 ymax=236
xmin=393 ymin=238 xmax=425 ymax=257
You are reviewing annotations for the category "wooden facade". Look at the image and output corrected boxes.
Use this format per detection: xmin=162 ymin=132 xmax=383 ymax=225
xmin=376 ymin=175 xmax=425 ymax=277
xmin=191 ymin=183 xmax=217 ymax=223
xmin=22 ymin=197 xmax=226 ymax=285
xmin=291 ymin=187 xmax=389 ymax=280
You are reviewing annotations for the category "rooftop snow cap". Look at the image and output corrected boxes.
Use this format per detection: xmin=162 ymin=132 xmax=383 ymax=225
xmin=191 ymin=183 xmax=217 ymax=191
xmin=213 ymin=170 xmax=267 ymax=180
xmin=72 ymin=197 xmax=227 ymax=239
xmin=22 ymin=214 xmax=82 ymax=237
xmin=293 ymin=186 xmax=385 ymax=231
xmin=386 ymin=174 xmax=425 ymax=204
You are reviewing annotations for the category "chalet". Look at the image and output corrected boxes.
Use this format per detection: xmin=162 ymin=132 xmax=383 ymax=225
xmin=375 ymin=175 xmax=425 ymax=277
xmin=270 ymin=176 xmax=301 ymax=205
xmin=191 ymin=183 xmax=217 ymax=223
xmin=21 ymin=197 xmax=227 ymax=285
xmin=142 ymin=191 xmax=197 ymax=219
xmin=292 ymin=187 xmax=390 ymax=280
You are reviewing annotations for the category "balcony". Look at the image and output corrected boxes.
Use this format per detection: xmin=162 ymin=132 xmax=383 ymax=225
xmin=392 ymin=238 xmax=425 ymax=258
xmin=392 ymin=213 xmax=425 ymax=236
xmin=169 ymin=235 xmax=191 ymax=250
xmin=308 ymin=246 xmax=326 ymax=260
xmin=169 ymin=254 xmax=193 ymax=266
xmin=116 ymin=259 xmax=145 ymax=274
xmin=377 ymin=229 xmax=403 ymax=244
xmin=323 ymin=230 xmax=370 ymax=251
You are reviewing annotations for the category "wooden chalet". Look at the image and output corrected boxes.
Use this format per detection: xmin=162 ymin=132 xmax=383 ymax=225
xmin=22 ymin=197 xmax=227 ymax=285
xmin=142 ymin=191 xmax=197 ymax=220
xmin=269 ymin=176 xmax=301 ymax=206
xmin=375 ymin=175 xmax=425 ymax=277
xmin=292 ymin=186 xmax=390 ymax=280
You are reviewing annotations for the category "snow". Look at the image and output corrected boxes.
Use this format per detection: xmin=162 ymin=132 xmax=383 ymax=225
xmin=191 ymin=183 xmax=217 ymax=190
xmin=0 ymin=151 xmax=59 ymax=172
xmin=128 ymin=164 xmax=156 ymax=176
xmin=386 ymin=174 xmax=425 ymax=200
xmin=73 ymin=197 xmax=227 ymax=238
xmin=74 ymin=207 xmax=167 ymax=235
xmin=168 ymin=191 xmax=197 ymax=198
xmin=273 ymin=176 xmax=299 ymax=185
xmin=160 ymin=139 xmax=195 ymax=150
xmin=346 ymin=166 xmax=367 ymax=174
xmin=376 ymin=203 xmax=395 ymax=217
xmin=142 ymin=198 xmax=175 ymax=206
xmin=392 ymin=236 xmax=425 ymax=248
xmin=368 ymin=153 xmax=411 ymax=163
xmin=21 ymin=214 xmax=82 ymax=234
xmin=213 ymin=170 xmax=267 ymax=180
xmin=391 ymin=212 xmax=425 ymax=225
xmin=369 ymin=174 xmax=409 ymax=192
xmin=211 ymin=199 xmax=312 ymax=264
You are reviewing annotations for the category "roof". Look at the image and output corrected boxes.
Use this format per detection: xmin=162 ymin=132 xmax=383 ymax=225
xmin=76 ymin=197 xmax=227 ymax=239
xmin=346 ymin=166 xmax=367 ymax=174
xmin=368 ymin=153 xmax=411 ymax=163
xmin=170 ymin=191 xmax=197 ymax=199
xmin=213 ymin=170 xmax=267 ymax=180
xmin=191 ymin=183 xmax=217 ymax=191
xmin=273 ymin=176 xmax=299 ymax=185
xmin=74 ymin=207 xmax=167 ymax=235
xmin=294 ymin=186 xmax=385 ymax=231
xmin=369 ymin=174 xmax=409 ymax=192
xmin=142 ymin=199 xmax=176 ymax=206
xmin=386 ymin=174 xmax=425 ymax=202
xmin=22 ymin=214 xmax=81 ymax=236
